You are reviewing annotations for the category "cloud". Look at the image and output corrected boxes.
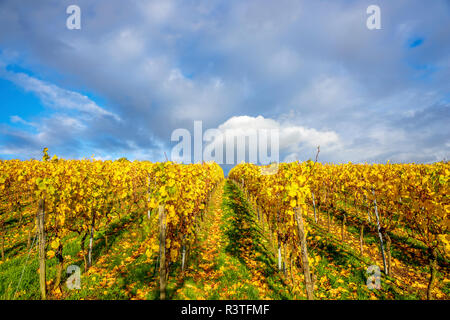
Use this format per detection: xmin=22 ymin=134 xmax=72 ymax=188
xmin=217 ymin=115 xmax=339 ymax=150
xmin=199 ymin=115 xmax=340 ymax=164
xmin=0 ymin=67 xmax=166 ymax=160
xmin=0 ymin=67 xmax=121 ymax=121
xmin=10 ymin=115 xmax=35 ymax=127
xmin=0 ymin=0 xmax=449 ymax=163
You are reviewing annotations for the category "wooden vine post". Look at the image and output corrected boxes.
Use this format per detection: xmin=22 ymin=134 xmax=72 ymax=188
xmin=147 ymin=174 xmax=152 ymax=219
xmin=37 ymin=198 xmax=46 ymax=300
xmin=1 ymin=233 xmax=4 ymax=261
xmin=181 ymin=244 xmax=186 ymax=273
xmin=181 ymin=234 xmax=186 ymax=274
xmin=327 ymin=207 xmax=331 ymax=233
xmin=159 ymin=205 xmax=167 ymax=300
xmin=277 ymin=211 xmax=282 ymax=271
xmin=383 ymin=230 xmax=392 ymax=277
xmin=341 ymin=214 xmax=346 ymax=241
xmin=372 ymin=188 xmax=387 ymax=275
xmin=311 ymin=192 xmax=317 ymax=223
xmin=261 ymin=208 xmax=265 ymax=232
xmin=359 ymin=225 xmax=364 ymax=254
xmin=277 ymin=242 xmax=282 ymax=271
xmin=261 ymin=209 xmax=265 ymax=232
xmin=0 ymin=216 xmax=6 ymax=262
xmin=294 ymin=207 xmax=314 ymax=300
xmin=427 ymin=248 xmax=438 ymax=300
xmin=365 ymin=194 xmax=371 ymax=223
xmin=327 ymin=189 xmax=334 ymax=233
xmin=88 ymin=214 xmax=95 ymax=268
xmin=185 ymin=242 xmax=191 ymax=273
xmin=27 ymin=229 xmax=32 ymax=250
xmin=1 ymin=223 xmax=4 ymax=262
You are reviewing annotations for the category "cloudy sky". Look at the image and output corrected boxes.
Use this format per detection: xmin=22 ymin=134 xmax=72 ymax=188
xmin=0 ymin=0 xmax=449 ymax=168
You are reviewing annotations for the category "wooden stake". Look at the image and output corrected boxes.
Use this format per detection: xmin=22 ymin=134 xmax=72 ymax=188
xmin=1 ymin=233 xmax=4 ymax=261
xmin=385 ymin=232 xmax=392 ymax=276
xmin=147 ymin=174 xmax=152 ymax=220
xmin=277 ymin=239 xmax=282 ymax=271
xmin=372 ymin=188 xmax=387 ymax=275
xmin=327 ymin=210 xmax=331 ymax=233
xmin=312 ymin=192 xmax=317 ymax=223
xmin=365 ymin=194 xmax=371 ymax=223
xmin=289 ymin=255 xmax=295 ymax=288
xmin=80 ymin=232 xmax=88 ymax=272
xmin=37 ymin=199 xmax=46 ymax=300
xmin=1 ymin=220 xmax=5 ymax=261
xmin=88 ymin=214 xmax=95 ymax=268
xmin=427 ymin=248 xmax=438 ymax=300
xmin=159 ymin=205 xmax=167 ymax=300
xmin=17 ymin=206 xmax=23 ymax=225
xmin=341 ymin=214 xmax=346 ymax=241
xmin=359 ymin=225 xmax=364 ymax=255
xmin=185 ymin=243 xmax=191 ymax=271
xmin=27 ymin=229 xmax=32 ymax=251
xmin=261 ymin=209 xmax=265 ymax=232
xmin=54 ymin=244 xmax=64 ymax=290
xmin=181 ymin=245 xmax=186 ymax=273
xmin=294 ymin=207 xmax=314 ymax=300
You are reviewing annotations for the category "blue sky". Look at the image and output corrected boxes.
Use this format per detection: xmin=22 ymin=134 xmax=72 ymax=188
xmin=0 ymin=0 xmax=449 ymax=164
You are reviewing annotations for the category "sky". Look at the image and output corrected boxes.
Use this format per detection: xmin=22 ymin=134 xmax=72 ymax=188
xmin=0 ymin=0 xmax=449 ymax=168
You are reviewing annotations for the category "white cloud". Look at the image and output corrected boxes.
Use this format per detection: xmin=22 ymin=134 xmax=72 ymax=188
xmin=10 ymin=115 xmax=35 ymax=127
xmin=208 ymin=115 xmax=340 ymax=163
xmin=0 ymin=69 xmax=121 ymax=122
xmin=139 ymin=0 xmax=175 ymax=25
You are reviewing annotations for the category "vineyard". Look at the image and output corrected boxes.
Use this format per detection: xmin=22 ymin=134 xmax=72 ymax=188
xmin=229 ymin=160 xmax=449 ymax=300
xmin=0 ymin=151 xmax=449 ymax=300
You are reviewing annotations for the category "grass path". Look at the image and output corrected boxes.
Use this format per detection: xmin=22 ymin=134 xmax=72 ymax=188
xmin=174 ymin=179 xmax=290 ymax=299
